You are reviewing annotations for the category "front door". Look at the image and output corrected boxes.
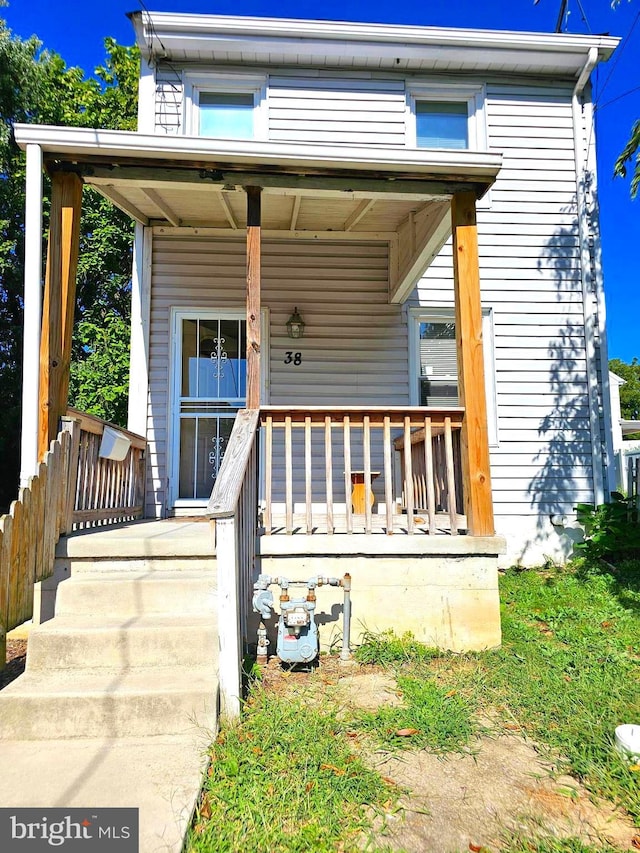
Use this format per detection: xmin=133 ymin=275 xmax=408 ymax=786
xmin=170 ymin=310 xmax=247 ymax=507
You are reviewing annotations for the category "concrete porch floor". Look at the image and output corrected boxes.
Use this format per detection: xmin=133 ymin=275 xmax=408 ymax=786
xmin=58 ymin=518 xmax=215 ymax=559
xmin=266 ymin=510 xmax=466 ymax=535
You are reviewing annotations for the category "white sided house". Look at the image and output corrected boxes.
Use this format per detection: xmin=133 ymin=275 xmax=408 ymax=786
xmin=13 ymin=14 xmax=619 ymax=687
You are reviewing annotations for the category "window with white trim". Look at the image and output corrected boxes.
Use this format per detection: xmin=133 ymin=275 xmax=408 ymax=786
xmin=409 ymin=308 xmax=498 ymax=446
xmin=184 ymin=73 xmax=267 ymax=140
xmin=406 ymin=83 xmax=487 ymax=151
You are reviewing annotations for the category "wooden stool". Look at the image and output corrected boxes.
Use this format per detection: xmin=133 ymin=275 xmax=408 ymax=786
xmin=350 ymin=471 xmax=380 ymax=514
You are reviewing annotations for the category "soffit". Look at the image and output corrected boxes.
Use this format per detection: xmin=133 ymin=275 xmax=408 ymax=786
xmin=130 ymin=12 xmax=619 ymax=78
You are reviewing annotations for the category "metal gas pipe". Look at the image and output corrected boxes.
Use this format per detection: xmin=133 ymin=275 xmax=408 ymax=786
xmin=252 ymin=573 xmax=352 ymax=665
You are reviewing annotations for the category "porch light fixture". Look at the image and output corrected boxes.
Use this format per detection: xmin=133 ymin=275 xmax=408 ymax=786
xmin=286 ymin=307 xmax=305 ymax=339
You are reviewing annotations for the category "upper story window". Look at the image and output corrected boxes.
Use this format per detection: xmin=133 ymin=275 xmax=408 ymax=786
xmin=198 ymin=92 xmax=255 ymax=139
xmin=416 ymin=102 xmax=468 ymax=149
xmin=184 ymin=73 xmax=267 ymax=140
xmin=407 ymin=83 xmax=487 ymax=151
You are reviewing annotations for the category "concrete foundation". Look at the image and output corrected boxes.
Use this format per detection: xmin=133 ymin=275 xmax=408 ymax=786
xmin=258 ymin=534 xmax=506 ymax=653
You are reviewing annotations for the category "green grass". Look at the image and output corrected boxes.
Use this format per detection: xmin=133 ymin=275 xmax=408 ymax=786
xmin=499 ymin=836 xmax=618 ymax=853
xmin=189 ymin=561 xmax=639 ymax=851
xmin=356 ymin=675 xmax=475 ymax=752
xmin=355 ymin=560 xmax=640 ymax=823
xmin=185 ymin=686 xmax=390 ymax=853
xmin=353 ymin=630 xmax=439 ymax=666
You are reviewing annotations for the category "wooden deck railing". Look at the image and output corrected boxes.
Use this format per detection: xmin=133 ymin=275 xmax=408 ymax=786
xmin=1 ymin=412 xmax=146 ymax=669
xmin=260 ymin=406 xmax=465 ymax=535
xmin=207 ymin=408 xmax=260 ymax=720
xmin=67 ymin=408 xmax=146 ymax=527
xmin=394 ymin=417 xmax=464 ymax=535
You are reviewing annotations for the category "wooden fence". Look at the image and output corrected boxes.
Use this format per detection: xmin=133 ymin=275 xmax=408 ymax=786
xmin=1 ymin=413 xmax=146 ymax=669
xmin=0 ymin=429 xmax=73 ymax=668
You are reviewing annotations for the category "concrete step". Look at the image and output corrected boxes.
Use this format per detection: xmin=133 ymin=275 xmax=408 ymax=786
xmin=53 ymin=571 xmax=217 ymax=618
xmin=0 ymin=667 xmax=217 ymax=740
xmin=26 ymin=616 xmax=218 ymax=671
xmin=54 ymin=556 xmax=217 ymax=574
xmin=56 ymin=520 xmax=215 ymax=560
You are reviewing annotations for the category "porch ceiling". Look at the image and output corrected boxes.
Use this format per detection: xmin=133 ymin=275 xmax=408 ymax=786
xmin=14 ymin=123 xmax=503 ymax=302
xmin=83 ymin=180 xmax=447 ymax=235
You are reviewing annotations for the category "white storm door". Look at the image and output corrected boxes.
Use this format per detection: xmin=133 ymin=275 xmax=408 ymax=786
xmin=170 ymin=311 xmax=246 ymax=505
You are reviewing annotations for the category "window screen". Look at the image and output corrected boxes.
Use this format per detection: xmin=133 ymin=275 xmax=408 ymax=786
xmin=416 ymin=101 xmax=468 ymax=149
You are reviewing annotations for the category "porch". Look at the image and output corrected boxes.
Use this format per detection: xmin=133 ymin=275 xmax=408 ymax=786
xmin=13 ymin=124 xmax=506 ymax=718
xmin=15 ymin=124 xmax=502 ymax=545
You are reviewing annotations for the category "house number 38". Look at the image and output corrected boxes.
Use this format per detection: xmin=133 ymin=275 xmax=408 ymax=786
xmin=284 ymin=351 xmax=302 ymax=365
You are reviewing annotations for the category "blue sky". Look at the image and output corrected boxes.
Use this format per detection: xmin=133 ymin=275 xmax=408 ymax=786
xmin=6 ymin=0 xmax=640 ymax=362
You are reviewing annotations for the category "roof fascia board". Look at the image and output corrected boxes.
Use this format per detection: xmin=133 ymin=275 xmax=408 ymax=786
xmin=133 ymin=11 xmax=619 ymax=57
xmin=12 ymin=124 xmax=502 ymax=183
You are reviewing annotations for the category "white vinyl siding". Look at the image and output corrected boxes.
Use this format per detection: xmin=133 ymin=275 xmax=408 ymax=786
xmin=153 ymin=69 xmax=408 ymax=144
xmin=412 ymin=82 xmax=596 ymax=519
xmin=267 ymin=75 xmax=407 ymax=146
xmin=142 ymin=72 xmax=604 ymax=548
xmin=146 ymin=236 xmax=401 ymax=515
xmin=155 ymin=66 xmax=183 ymax=135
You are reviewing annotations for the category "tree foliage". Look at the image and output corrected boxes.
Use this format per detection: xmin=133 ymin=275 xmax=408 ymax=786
xmin=614 ymin=119 xmax=640 ymax=198
xmin=0 ymin=18 xmax=139 ymax=509
xmin=610 ymin=357 xmax=640 ymax=420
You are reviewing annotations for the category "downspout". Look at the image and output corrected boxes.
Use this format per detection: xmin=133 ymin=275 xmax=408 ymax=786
xmin=584 ymin=81 xmax=616 ymax=498
xmin=572 ymin=47 xmax=606 ymax=506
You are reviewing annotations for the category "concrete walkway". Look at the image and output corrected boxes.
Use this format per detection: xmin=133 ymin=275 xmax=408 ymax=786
xmin=0 ymin=520 xmax=218 ymax=853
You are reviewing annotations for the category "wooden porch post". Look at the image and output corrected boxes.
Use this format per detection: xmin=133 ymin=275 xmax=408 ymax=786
xmin=245 ymin=186 xmax=262 ymax=410
xmin=38 ymin=171 xmax=83 ymax=460
xmin=451 ymin=191 xmax=494 ymax=536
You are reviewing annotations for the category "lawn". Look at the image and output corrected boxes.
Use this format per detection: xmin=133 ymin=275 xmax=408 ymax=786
xmin=186 ymin=559 xmax=640 ymax=853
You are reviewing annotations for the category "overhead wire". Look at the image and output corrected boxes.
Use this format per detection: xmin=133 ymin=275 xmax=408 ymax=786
xmin=136 ymin=0 xmax=184 ymax=132
xmin=595 ymin=4 xmax=640 ymax=106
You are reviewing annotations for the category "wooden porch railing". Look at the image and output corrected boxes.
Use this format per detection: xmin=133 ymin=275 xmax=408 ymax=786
xmin=394 ymin=416 xmax=464 ymax=535
xmin=207 ymin=408 xmax=260 ymax=721
xmin=67 ymin=408 xmax=146 ymax=527
xmin=205 ymin=404 xmax=469 ymax=713
xmin=261 ymin=406 xmax=465 ymax=535
xmin=1 ymin=412 xmax=146 ymax=669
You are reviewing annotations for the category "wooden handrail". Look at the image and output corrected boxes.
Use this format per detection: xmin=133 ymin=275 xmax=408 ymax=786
xmin=260 ymin=406 xmax=464 ymax=428
xmin=207 ymin=409 xmax=260 ymax=518
xmin=394 ymin=423 xmax=458 ymax=449
xmin=66 ymin=407 xmax=146 ymax=450
xmin=207 ymin=407 xmax=261 ymax=721
xmin=67 ymin=412 xmax=146 ymax=529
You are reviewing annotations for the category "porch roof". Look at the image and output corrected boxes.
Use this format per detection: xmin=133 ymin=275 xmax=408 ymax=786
xmin=14 ymin=123 xmax=502 ymax=302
